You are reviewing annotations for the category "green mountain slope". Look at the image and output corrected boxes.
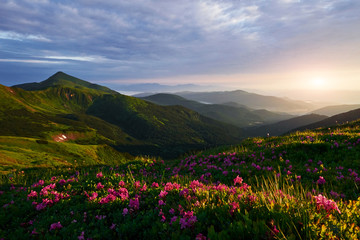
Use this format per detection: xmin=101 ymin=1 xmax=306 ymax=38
xmin=243 ymin=113 xmax=328 ymax=137
xmin=0 ymin=72 xmax=243 ymax=163
xmin=142 ymin=93 xmax=292 ymax=127
xmin=13 ymin=71 xmax=116 ymax=94
xmin=293 ymin=108 xmax=360 ymax=132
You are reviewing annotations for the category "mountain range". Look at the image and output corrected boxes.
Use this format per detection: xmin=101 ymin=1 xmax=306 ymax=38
xmin=1 ymin=71 xmax=360 ymax=172
xmin=141 ymin=93 xmax=292 ymax=127
xmin=172 ymin=90 xmax=316 ymax=114
xmin=2 ymin=72 xmax=242 ymax=162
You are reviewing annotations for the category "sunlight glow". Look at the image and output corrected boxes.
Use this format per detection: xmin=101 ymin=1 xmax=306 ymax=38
xmin=310 ymin=77 xmax=326 ymax=89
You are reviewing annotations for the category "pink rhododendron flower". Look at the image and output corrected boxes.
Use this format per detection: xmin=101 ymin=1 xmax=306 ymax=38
xmin=129 ymin=198 xmax=139 ymax=210
xmin=119 ymin=180 xmax=125 ymax=187
xmin=78 ymin=231 xmax=85 ymax=240
xmin=317 ymin=176 xmax=326 ymax=185
xmin=122 ymin=208 xmax=128 ymax=216
xmin=151 ymin=182 xmax=159 ymax=188
xmin=96 ymin=182 xmax=104 ymax=190
xmin=110 ymin=223 xmax=116 ymax=230
xmin=314 ymin=194 xmax=341 ymax=214
xmin=196 ymin=233 xmax=207 ymax=240
xmin=159 ymin=190 xmax=168 ymax=199
xmin=49 ymin=221 xmax=62 ymax=231
xmin=158 ymin=200 xmax=165 ymax=206
xmin=27 ymin=190 xmax=38 ymax=199
xmin=233 ymin=175 xmax=243 ymax=186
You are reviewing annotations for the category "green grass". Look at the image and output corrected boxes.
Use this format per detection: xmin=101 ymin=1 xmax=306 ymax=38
xmin=0 ymin=136 xmax=133 ymax=174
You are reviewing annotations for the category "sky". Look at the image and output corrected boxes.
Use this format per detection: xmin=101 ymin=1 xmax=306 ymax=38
xmin=0 ymin=0 xmax=360 ymax=103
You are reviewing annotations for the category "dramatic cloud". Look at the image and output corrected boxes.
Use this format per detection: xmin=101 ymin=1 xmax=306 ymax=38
xmin=0 ymin=0 xmax=359 ymax=97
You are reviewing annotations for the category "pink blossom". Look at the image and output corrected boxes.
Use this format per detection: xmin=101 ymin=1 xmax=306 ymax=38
xmin=314 ymin=194 xmax=341 ymax=214
xmin=49 ymin=221 xmax=62 ymax=231
xmin=58 ymin=179 xmax=66 ymax=186
xmin=229 ymin=202 xmax=239 ymax=215
xmin=159 ymin=190 xmax=168 ymax=199
xmin=122 ymin=208 xmax=128 ymax=216
xmin=129 ymin=198 xmax=139 ymax=210
xmin=151 ymin=182 xmax=159 ymax=188
xmin=38 ymin=180 xmax=45 ymax=186
xmin=134 ymin=181 xmax=141 ymax=189
xmin=170 ymin=216 xmax=177 ymax=225
xmin=96 ymin=182 xmax=104 ymax=190
xmin=196 ymin=233 xmax=207 ymax=240
xmin=158 ymin=200 xmax=165 ymax=206
xmin=169 ymin=208 xmax=175 ymax=215
xmin=78 ymin=231 xmax=85 ymax=240
xmin=96 ymin=172 xmax=103 ymax=178
xmin=317 ymin=176 xmax=326 ymax=185
xmin=233 ymin=175 xmax=243 ymax=186
xmin=88 ymin=192 xmax=98 ymax=201
xmin=27 ymin=190 xmax=38 ymax=199
xmin=140 ymin=183 xmax=147 ymax=191
xmin=119 ymin=180 xmax=125 ymax=187
xmin=31 ymin=228 xmax=39 ymax=235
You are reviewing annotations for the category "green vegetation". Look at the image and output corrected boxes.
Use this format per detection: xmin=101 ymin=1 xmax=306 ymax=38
xmin=1 ymin=72 xmax=243 ymax=161
xmin=0 ymin=120 xmax=360 ymax=239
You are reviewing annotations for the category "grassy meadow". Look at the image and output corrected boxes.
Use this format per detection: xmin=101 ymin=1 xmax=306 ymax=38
xmin=0 ymin=121 xmax=360 ymax=239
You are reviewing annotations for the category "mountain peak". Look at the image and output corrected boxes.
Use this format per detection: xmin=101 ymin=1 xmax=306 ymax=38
xmin=13 ymin=72 xmax=116 ymax=94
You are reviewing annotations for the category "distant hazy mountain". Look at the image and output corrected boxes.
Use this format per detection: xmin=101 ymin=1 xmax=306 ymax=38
xmin=142 ymin=93 xmax=293 ymax=127
xmin=244 ymin=114 xmax=328 ymax=137
xmin=4 ymin=72 xmax=243 ymax=159
xmin=114 ymin=83 xmax=218 ymax=93
xmin=175 ymin=90 xmax=315 ymax=114
xmin=311 ymin=104 xmax=360 ymax=117
xmin=292 ymin=108 xmax=360 ymax=132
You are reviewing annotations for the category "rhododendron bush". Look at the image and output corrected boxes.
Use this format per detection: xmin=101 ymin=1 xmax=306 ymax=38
xmin=1 ymin=122 xmax=360 ymax=239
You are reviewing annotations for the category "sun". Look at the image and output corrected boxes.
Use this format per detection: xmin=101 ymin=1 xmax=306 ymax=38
xmin=310 ymin=77 xmax=326 ymax=89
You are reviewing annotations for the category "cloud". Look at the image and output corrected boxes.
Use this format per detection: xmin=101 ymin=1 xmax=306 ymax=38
xmin=0 ymin=31 xmax=51 ymax=42
xmin=0 ymin=58 xmax=65 ymax=64
xmin=0 ymin=0 xmax=359 ymax=91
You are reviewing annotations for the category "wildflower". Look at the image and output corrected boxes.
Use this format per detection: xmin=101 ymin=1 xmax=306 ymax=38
xmin=88 ymin=192 xmax=98 ymax=201
xmin=233 ymin=175 xmax=243 ymax=186
xmin=78 ymin=231 xmax=85 ymax=240
xmin=122 ymin=208 xmax=128 ymax=216
xmin=140 ymin=183 xmax=147 ymax=191
xmin=159 ymin=190 xmax=168 ymax=199
xmin=31 ymin=228 xmax=39 ymax=235
xmin=96 ymin=172 xmax=103 ymax=178
xmin=314 ymin=194 xmax=341 ymax=214
xmin=170 ymin=216 xmax=178 ymax=225
xmin=96 ymin=182 xmax=104 ymax=190
xmin=49 ymin=221 xmax=62 ymax=231
xmin=58 ymin=179 xmax=66 ymax=186
xmin=38 ymin=180 xmax=45 ymax=186
xmin=110 ymin=223 xmax=116 ymax=230
xmin=134 ymin=181 xmax=141 ymax=189
xmin=169 ymin=208 xmax=175 ymax=215
xmin=317 ymin=176 xmax=326 ymax=185
xmin=151 ymin=182 xmax=159 ymax=188
xmin=129 ymin=198 xmax=139 ymax=210
xmin=229 ymin=202 xmax=239 ymax=215
xmin=119 ymin=180 xmax=125 ymax=187
xmin=158 ymin=200 xmax=165 ymax=206
xmin=27 ymin=190 xmax=38 ymax=199
xmin=196 ymin=233 xmax=207 ymax=240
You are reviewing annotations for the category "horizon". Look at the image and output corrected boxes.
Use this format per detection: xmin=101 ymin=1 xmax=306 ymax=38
xmin=1 ymin=0 xmax=360 ymax=104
